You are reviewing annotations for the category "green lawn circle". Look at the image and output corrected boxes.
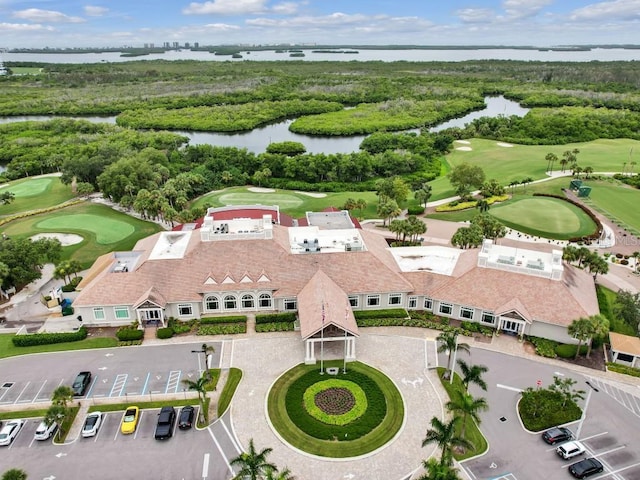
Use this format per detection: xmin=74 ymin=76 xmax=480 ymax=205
xmin=303 ymin=379 xmax=367 ymax=426
xmin=36 ymin=214 xmax=135 ymax=245
xmin=267 ymin=361 xmax=405 ymax=458
xmin=490 ymin=197 xmax=597 ymax=239
xmin=218 ymin=192 xmax=304 ymax=208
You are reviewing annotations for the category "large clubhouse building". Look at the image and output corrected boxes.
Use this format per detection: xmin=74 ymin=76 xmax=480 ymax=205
xmin=73 ymin=205 xmax=599 ymax=346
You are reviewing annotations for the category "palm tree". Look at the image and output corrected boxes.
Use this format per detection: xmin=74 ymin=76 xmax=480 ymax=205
xmin=417 ymin=457 xmax=460 ymax=480
xmin=437 ymin=331 xmax=470 ymax=382
xmin=422 ymin=416 xmax=472 ymax=466
xmin=230 ymin=439 xmax=278 ymax=480
xmin=457 ymin=359 xmax=488 ymax=391
xmin=445 ymin=390 xmax=488 ymax=440
xmin=264 ymin=466 xmax=295 ymax=480
xmin=1 ymin=469 xmax=28 ymax=480
xmin=583 ymin=166 xmax=594 ymax=178
xmin=545 ymin=152 xmax=558 ymax=173
xmin=51 ymin=385 xmax=74 ymax=409
xmin=475 ymin=199 xmax=489 ymax=213
xmin=567 ymin=317 xmax=592 ymax=360
xmin=586 ymin=314 xmax=609 ymax=359
xmin=355 ymin=198 xmax=367 ymax=219
xmin=183 ymin=376 xmax=209 ymax=423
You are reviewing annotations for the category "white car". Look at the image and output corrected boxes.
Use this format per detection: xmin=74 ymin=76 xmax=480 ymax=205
xmin=557 ymin=440 xmax=586 ymax=460
xmin=0 ymin=419 xmax=24 ymax=446
xmin=34 ymin=420 xmax=57 ymax=441
xmin=81 ymin=412 xmax=103 ymax=438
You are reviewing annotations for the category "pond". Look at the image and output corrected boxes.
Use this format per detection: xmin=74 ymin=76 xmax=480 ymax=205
xmin=0 ymin=96 xmax=528 ymax=171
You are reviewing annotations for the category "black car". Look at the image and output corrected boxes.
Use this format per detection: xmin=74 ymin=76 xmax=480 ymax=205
xmin=542 ymin=426 xmax=573 ymax=445
xmin=72 ymin=371 xmax=92 ymax=396
xmin=178 ymin=406 xmax=195 ymax=430
xmin=154 ymin=406 xmax=176 ymax=440
xmin=569 ymin=458 xmax=604 ymax=479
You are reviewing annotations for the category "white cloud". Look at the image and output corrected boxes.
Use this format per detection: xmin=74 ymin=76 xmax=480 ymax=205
xmin=502 ymin=0 xmax=552 ymax=19
xmin=183 ymin=0 xmax=268 ymax=15
xmin=12 ymin=8 xmax=85 ymax=23
xmin=203 ymin=23 xmax=241 ymax=31
xmin=0 ymin=22 xmax=55 ymax=31
xmin=456 ymin=8 xmax=495 ymax=24
xmin=84 ymin=6 xmax=109 ymax=17
xmin=570 ymin=0 xmax=640 ymax=21
xmin=271 ymin=2 xmax=298 ymax=15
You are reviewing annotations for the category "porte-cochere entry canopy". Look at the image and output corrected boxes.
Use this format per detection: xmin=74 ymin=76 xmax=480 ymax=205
xmin=297 ymin=270 xmax=359 ymax=365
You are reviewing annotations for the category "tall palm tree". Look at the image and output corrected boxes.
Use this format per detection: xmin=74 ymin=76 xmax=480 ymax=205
xmin=417 ymin=457 xmax=460 ymax=480
xmin=445 ymin=391 xmax=488 ymax=440
xmin=545 ymin=152 xmax=558 ymax=174
xmin=586 ymin=314 xmax=609 ymax=359
xmin=457 ymin=359 xmax=488 ymax=391
xmin=437 ymin=331 xmax=470 ymax=381
xmin=567 ymin=317 xmax=593 ymax=360
xmin=422 ymin=416 xmax=472 ymax=466
xmin=475 ymin=199 xmax=489 ymax=213
xmin=182 ymin=376 xmax=209 ymax=423
xmin=230 ymin=439 xmax=278 ymax=480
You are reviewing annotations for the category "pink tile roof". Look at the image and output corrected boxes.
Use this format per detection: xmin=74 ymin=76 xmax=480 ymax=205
xmin=610 ymin=332 xmax=640 ymax=356
xmin=298 ymin=269 xmax=359 ymax=339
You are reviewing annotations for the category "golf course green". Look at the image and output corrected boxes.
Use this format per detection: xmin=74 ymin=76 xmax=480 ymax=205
xmin=36 ymin=214 xmax=135 ymax=245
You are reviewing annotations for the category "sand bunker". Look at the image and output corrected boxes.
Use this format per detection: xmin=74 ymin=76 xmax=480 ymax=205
xmin=295 ymin=191 xmax=327 ymax=198
xmin=31 ymin=233 xmax=84 ymax=246
xmin=497 ymin=142 xmax=514 ymax=148
xmin=454 ymin=140 xmax=471 ymax=145
xmin=247 ymin=187 xmax=276 ymax=193
xmin=455 ymin=147 xmax=473 ymax=151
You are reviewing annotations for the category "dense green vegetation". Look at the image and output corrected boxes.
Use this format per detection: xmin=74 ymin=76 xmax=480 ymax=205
xmin=0 ymin=333 xmax=118 ymax=359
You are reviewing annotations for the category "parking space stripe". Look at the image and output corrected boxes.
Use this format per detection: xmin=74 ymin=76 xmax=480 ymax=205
xmin=220 ymin=419 xmax=242 ymax=454
xmin=218 ymin=342 xmax=225 ymax=369
xmin=109 ymin=374 xmax=128 ymax=397
xmin=33 ymin=380 xmax=48 ymax=402
xmin=141 ymin=372 xmax=151 ymax=395
xmin=0 ymin=384 xmax=11 ymax=402
xmin=14 ymin=381 xmax=30 ymax=404
xmin=165 ymin=371 xmax=181 ymax=394
xmin=202 ymin=453 xmax=210 ymax=478
xmin=207 ymin=427 xmax=234 ymax=476
xmin=85 ymin=375 xmax=98 ymax=398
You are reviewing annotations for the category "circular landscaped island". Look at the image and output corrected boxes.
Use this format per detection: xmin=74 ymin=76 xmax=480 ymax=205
xmin=267 ymin=361 xmax=404 ymax=458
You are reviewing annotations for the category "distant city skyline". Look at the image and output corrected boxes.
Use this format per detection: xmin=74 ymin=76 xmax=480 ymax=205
xmin=1 ymin=0 xmax=639 ymax=49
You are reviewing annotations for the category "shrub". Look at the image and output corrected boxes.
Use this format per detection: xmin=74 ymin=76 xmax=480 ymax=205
xmin=116 ymin=326 xmax=144 ymax=341
xmin=606 ymin=363 xmax=640 ymax=377
xmin=255 ymin=312 xmax=297 ymax=324
xmin=461 ymin=321 xmax=481 ymax=333
xmin=197 ymin=324 xmax=246 ymax=335
xmin=200 ymin=315 xmax=247 ymax=324
xmin=621 ymin=259 xmax=629 ymax=265
xmin=353 ymin=309 xmax=408 ymax=320
xmin=255 ymin=322 xmax=296 ymax=333
xmin=407 ymin=206 xmax=425 ymax=215
xmin=12 ymin=326 xmax=88 ymax=346
xmin=167 ymin=317 xmax=197 ymax=334
xmin=615 ymin=253 xmax=624 ymax=259
xmin=156 ymin=327 xmax=174 ymax=339
xmin=555 ymin=344 xmax=589 ymax=358
xmin=518 ymin=388 xmax=582 ymax=431
xmin=527 ymin=336 xmax=558 ymax=358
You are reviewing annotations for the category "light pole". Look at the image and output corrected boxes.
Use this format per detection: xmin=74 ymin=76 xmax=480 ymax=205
xmin=191 ymin=343 xmax=211 ymax=380
xmin=576 ymin=381 xmax=599 ymax=439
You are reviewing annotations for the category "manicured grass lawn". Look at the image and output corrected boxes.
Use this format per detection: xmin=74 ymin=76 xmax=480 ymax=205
xmin=0 ymin=333 xmax=119 ymax=359
xmin=0 ymin=176 xmax=75 ymax=216
xmin=1 ymin=202 xmax=163 ymax=268
xmin=87 ymin=399 xmax=199 ymax=414
xmin=583 ymin=180 xmax=640 ymax=236
xmin=267 ymin=360 xmax=404 ymax=458
xmin=217 ymin=368 xmax=242 ymax=417
xmin=192 ymin=187 xmax=378 ymax=220
xmin=491 ymin=197 xmax=596 ymax=239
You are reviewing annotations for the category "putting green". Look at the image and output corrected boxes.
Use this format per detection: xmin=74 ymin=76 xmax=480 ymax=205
xmin=0 ymin=178 xmax=53 ymax=197
xmin=36 ymin=214 xmax=135 ymax=245
xmin=218 ymin=192 xmax=304 ymax=208
xmin=491 ymin=197 xmax=589 ymax=237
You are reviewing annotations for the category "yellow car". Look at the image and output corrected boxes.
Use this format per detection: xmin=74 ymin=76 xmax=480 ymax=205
xmin=120 ymin=406 xmax=140 ymax=434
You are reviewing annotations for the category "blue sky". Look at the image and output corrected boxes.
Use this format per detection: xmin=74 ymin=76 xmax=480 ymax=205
xmin=1 ymin=0 xmax=639 ymax=48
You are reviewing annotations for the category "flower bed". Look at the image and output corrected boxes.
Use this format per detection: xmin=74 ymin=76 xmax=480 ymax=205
xmin=302 ymin=379 xmax=367 ymax=426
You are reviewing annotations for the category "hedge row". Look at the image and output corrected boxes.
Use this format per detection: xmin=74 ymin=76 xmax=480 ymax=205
xmin=353 ymin=309 xmax=408 ymax=320
xmin=116 ymin=326 xmax=144 ymax=341
xmin=255 ymin=312 xmax=297 ymax=324
xmin=0 ymin=198 xmax=84 ymax=227
xmin=356 ymin=317 xmax=474 ymax=336
xmin=156 ymin=327 xmax=174 ymax=339
xmin=12 ymin=326 xmax=88 ymax=346
xmin=607 ymin=363 xmax=640 ymax=377
xmin=533 ymin=192 xmax=602 ymax=242
xmin=555 ymin=343 xmax=589 ymax=358
xmin=200 ymin=315 xmax=247 ymax=324
xmin=255 ymin=322 xmax=296 ymax=333
xmin=197 ymin=324 xmax=247 ymax=336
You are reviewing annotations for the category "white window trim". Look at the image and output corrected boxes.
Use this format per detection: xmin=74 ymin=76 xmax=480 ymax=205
xmin=224 ymin=295 xmax=237 ymax=310
xmin=388 ymin=293 xmax=402 ymax=306
xmin=481 ymin=311 xmax=495 ymax=324
xmin=178 ymin=304 xmax=193 ymax=317
xmin=113 ymin=306 xmax=130 ymax=320
xmin=366 ymin=294 xmax=381 ymax=307
xmin=241 ymin=294 xmax=255 ymax=309
xmin=439 ymin=302 xmax=453 ymax=315
xmin=284 ymin=298 xmax=297 ymax=310
xmin=348 ymin=296 xmax=359 ymax=308
xmin=93 ymin=307 xmax=105 ymax=321
xmin=204 ymin=295 xmax=220 ymax=311
xmin=460 ymin=306 xmax=474 ymax=320
xmin=408 ymin=296 xmax=418 ymax=309
xmin=424 ymin=298 xmax=433 ymax=310
xmin=258 ymin=293 xmax=272 ymax=309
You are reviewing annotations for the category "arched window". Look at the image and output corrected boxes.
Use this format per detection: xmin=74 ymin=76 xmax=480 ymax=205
xmin=258 ymin=293 xmax=272 ymax=308
xmin=205 ymin=295 xmax=219 ymax=311
xmin=241 ymin=294 xmax=254 ymax=309
xmin=224 ymin=295 xmax=237 ymax=310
